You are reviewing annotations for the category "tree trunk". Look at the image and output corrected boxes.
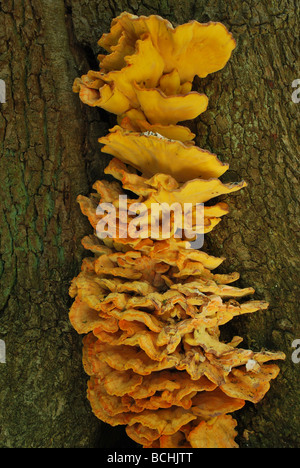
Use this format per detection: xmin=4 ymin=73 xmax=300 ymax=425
xmin=0 ymin=0 xmax=299 ymax=448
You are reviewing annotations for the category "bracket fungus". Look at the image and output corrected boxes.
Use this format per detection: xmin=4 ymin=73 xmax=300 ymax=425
xmin=71 ymin=12 xmax=285 ymax=448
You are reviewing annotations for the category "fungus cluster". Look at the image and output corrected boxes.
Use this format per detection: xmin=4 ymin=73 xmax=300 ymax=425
xmin=70 ymin=12 xmax=285 ymax=448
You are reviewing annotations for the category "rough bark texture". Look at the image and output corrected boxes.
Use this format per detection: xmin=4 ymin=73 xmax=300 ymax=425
xmin=0 ymin=0 xmax=299 ymax=448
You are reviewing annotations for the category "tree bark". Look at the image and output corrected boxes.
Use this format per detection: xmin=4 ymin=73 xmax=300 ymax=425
xmin=0 ymin=0 xmax=299 ymax=448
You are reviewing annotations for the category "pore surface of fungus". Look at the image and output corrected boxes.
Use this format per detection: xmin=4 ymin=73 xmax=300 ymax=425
xmin=71 ymin=12 xmax=285 ymax=448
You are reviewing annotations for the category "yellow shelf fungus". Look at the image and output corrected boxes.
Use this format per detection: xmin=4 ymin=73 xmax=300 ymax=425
xmin=71 ymin=12 xmax=285 ymax=448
